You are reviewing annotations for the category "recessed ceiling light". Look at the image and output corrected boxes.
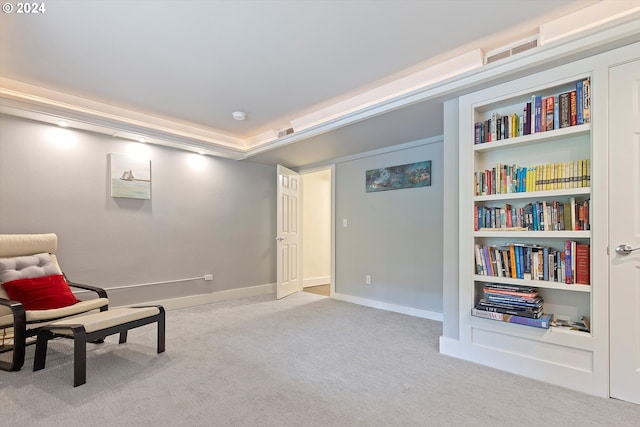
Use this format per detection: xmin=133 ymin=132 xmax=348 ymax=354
xmin=232 ymin=111 xmax=246 ymax=121
xmin=57 ymin=120 xmax=68 ymax=127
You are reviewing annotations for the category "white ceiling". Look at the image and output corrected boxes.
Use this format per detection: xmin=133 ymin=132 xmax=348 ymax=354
xmin=0 ymin=0 xmax=625 ymax=167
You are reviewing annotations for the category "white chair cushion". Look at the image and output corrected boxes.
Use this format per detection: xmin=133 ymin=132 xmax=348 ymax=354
xmin=0 ymin=298 xmax=109 ymax=328
xmin=0 ymin=252 xmax=62 ymax=299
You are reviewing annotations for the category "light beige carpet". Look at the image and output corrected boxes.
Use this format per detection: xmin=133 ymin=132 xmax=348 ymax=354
xmin=1 ymin=292 xmax=639 ymax=426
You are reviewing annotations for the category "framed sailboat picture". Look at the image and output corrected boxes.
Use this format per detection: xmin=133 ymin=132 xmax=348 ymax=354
xmin=109 ymin=153 xmax=151 ymax=199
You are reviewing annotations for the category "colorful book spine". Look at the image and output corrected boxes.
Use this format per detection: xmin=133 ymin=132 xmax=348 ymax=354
xmin=474 ymin=304 xmax=542 ymax=319
xmin=582 ymin=78 xmax=591 ymax=123
xmin=474 ymin=122 xmax=482 ymax=144
xmin=576 ymin=80 xmax=584 ymax=125
xmin=559 ymin=92 xmax=570 ymax=128
xmin=491 ymin=112 xmax=499 ymax=142
xmin=471 ymin=308 xmax=552 ymax=329
xmin=564 ymin=240 xmax=578 ymax=284
xmin=575 ymin=244 xmax=590 ymax=285
xmin=545 ymin=96 xmax=554 ymax=131
xmin=553 ymin=95 xmax=559 ymax=130
xmin=570 ymin=90 xmax=578 ymax=126
xmin=534 ymin=95 xmax=542 ymax=133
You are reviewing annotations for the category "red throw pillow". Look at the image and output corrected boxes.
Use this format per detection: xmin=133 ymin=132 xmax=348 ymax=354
xmin=1 ymin=274 xmax=80 ymax=310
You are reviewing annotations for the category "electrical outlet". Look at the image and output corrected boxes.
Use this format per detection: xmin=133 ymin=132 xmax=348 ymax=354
xmin=204 ymin=274 xmax=214 ymax=281
xmin=365 ymin=275 xmax=371 ymax=285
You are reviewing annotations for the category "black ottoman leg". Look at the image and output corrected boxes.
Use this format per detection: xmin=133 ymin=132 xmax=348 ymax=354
xmin=33 ymin=330 xmax=53 ymax=371
xmin=73 ymin=326 xmax=87 ymax=387
xmin=157 ymin=308 xmax=166 ymax=354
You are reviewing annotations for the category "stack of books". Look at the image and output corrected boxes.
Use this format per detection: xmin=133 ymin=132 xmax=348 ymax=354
xmin=472 ymin=283 xmax=552 ymax=329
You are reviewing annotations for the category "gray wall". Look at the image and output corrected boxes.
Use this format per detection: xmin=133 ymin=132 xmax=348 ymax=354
xmin=334 ymin=141 xmax=443 ymax=313
xmin=0 ymin=114 xmax=276 ymax=306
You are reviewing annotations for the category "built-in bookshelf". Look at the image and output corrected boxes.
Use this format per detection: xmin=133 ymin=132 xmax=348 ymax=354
xmin=439 ymin=35 xmax=640 ymax=400
xmin=453 ymin=68 xmax=599 ymax=385
xmin=470 ymin=76 xmax=592 ymax=335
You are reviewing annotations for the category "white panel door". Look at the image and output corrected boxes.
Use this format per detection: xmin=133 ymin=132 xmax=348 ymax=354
xmin=276 ymin=165 xmax=301 ymax=299
xmin=609 ymin=58 xmax=640 ymax=404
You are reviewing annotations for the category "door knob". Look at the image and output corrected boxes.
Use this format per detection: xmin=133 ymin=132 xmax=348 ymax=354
xmin=615 ymin=244 xmax=640 ymax=255
xmin=275 ymin=237 xmax=284 ymax=241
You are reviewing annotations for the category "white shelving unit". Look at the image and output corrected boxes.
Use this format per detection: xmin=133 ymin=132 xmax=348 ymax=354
xmin=452 ymin=61 xmax=607 ymax=395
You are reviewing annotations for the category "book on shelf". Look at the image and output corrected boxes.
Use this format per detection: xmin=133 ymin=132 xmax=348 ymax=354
xmin=471 ymin=308 xmax=552 ymax=329
xmin=576 ymin=80 xmax=584 ymax=125
xmin=475 ymin=302 xmax=543 ymax=318
xmin=534 ymin=95 xmax=542 ymax=133
xmin=582 ymin=79 xmax=591 ymax=123
xmin=559 ymin=92 xmax=570 ymax=128
xmin=565 ymin=240 xmax=576 ymax=284
xmin=479 ymin=293 xmax=542 ymax=306
xmin=570 ymin=90 xmax=578 ymax=126
xmin=553 ymin=95 xmax=559 ymax=130
xmin=545 ymin=96 xmax=554 ymax=131
xmin=481 ymin=294 xmax=543 ymax=309
xmin=491 ymin=112 xmax=499 ymax=142
xmin=509 ymin=245 xmax=517 ymax=279
xmin=474 ymin=122 xmax=482 ymax=144
xmin=483 ymin=282 xmax=539 ymax=297
xmin=575 ymin=243 xmax=590 ymax=285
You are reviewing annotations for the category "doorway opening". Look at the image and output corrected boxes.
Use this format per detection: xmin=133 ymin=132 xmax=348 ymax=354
xmin=300 ymin=166 xmax=334 ymax=298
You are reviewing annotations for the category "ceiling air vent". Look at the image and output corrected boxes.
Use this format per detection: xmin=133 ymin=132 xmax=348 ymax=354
xmin=484 ymin=36 xmax=538 ymax=64
xmin=278 ymin=127 xmax=294 ymax=138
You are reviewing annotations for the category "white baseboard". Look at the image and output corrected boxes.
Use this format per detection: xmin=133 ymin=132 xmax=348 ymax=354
xmin=130 ymin=283 xmax=276 ymax=311
xmin=114 ymin=283 xmax=441 ymax=323
xmin=303 ymin=276 xmax=331 ymax=288
xmin=332 ymin=292 xmax=443 ymax=321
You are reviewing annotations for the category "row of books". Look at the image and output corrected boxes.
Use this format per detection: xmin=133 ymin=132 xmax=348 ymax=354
xmin=474 ymin=159 xmax=590 ymax=196
xmin=473 ymin=78 xmax=590 ymax=144
xmin=472 ymin=283 xmax=552 ymax=329
xmin=474 ymin=198 xmax=590 ymax=232
xmin=474 ymin=242 xmax=590 ymax=285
